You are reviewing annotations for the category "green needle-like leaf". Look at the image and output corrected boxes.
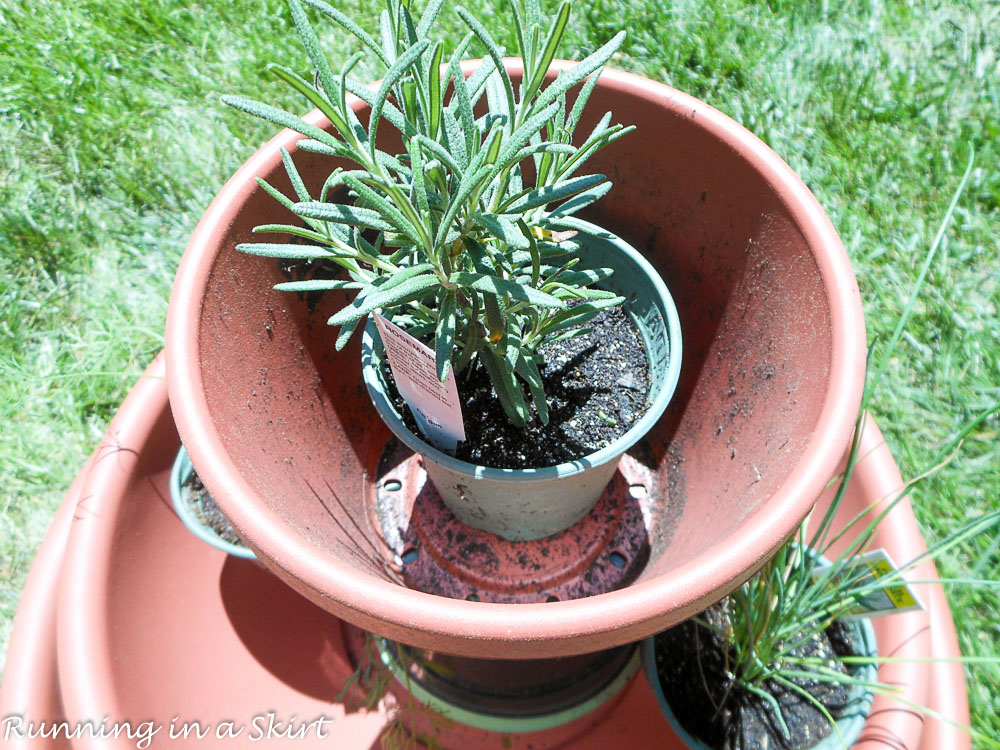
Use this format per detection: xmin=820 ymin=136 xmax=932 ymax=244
xmin=435 ymin=291 xmax=457 ymax=381
xmin=221 ymin=95 xmax=341 ymax=151
xmin=287 ymin=0 xmax=340 ymax=104
xmin=300 ymin=0 xmax=390 ymax=68
xmin=343 ymin=79 xmax=412 ymax=136
xmin=335 ymin=315 xmax=362 ymax=351
xmin=273 ymin=279 xmax=366 ymax=292
xmin=547 ymin=181 xmax=612 ymax=217
xmin=293 ymin=202 xmax=397 ymax=232
xmin=279 ymin=147 xmax=312 ymax=204
xmin=534 ymin=31 xmax=626 ymax=111
xmin=370 ymin=39 xmax=430 ymax=160
xmin=522 ymin=1 xmax=571 ymax=108
xmin=427 ymin=42 xmax=444 ymax=139
xmin=328 ymin=273 xmax=439 ymax=326
xmin=456 ymin=7 xmax=516 ymax=125
xmin=500 ymin=174 xmax=607 ymax=214
xmin=450 ymin=272 xmax=566 ymax=308
xmin=514 ymin=351 xmax=549 ymax=424
xmin=416 ymin=0 xmax=445 ymax=39
xmin=236 ymin=243 xmax=338 ymax=259
xmin=475 ymin=214 xmax=530 ymax=250
xmin=480 ymin=345 xmax=530 ymax=427
xmin=252 ymin=224 xmax=331 ymax=244
xmin=267 ymin=63 xmax=349 ymax=141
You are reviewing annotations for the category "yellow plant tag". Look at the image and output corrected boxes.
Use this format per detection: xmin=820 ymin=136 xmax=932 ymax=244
xmin=812 ymin=549 xmax=924 ymax=620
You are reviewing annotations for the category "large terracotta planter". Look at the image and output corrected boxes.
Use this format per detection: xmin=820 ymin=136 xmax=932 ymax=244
xmin=0 ymin=361 xmax=970 ymax=749
xmin=166 ymin=60 xmax=867 ymax=658
xmin=0 ymin=452 xmax=84 ymax=750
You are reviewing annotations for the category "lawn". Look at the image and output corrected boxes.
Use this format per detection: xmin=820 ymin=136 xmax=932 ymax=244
xmin=1 ymin=0 xmax=997 ymax=742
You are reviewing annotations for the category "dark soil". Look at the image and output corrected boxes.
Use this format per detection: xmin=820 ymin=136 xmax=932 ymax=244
xmin=653 ymin=605 xmax=865 ymax=750
xmin=386 ymin=305 xmax=650 ymax=470
xmin=181 ymin=470 xmax=246 ymax=547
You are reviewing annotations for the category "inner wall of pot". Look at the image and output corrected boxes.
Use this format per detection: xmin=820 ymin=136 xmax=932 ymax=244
xmin=195 ymin=77 xmax=831 ymax=593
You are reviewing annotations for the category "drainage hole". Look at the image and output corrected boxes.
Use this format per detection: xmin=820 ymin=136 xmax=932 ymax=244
xmin=609 ymin=551 xmax=628 ymax=569
xmin=466 ymin=593 xmax=480 ymax=602
xmin=383 ymin=479 xmax=402 ymax=492
xmin=545 ymin=595 xmax=559 ymax=603
xmin=628 ymin=484 xmax=648 ymax=499
xmin=401 ymin=547 xmax=419 ymax=565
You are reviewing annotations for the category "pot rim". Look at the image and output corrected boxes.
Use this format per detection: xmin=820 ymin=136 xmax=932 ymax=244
xmin=359 ymin=218 xmax=683 ymax=481
xmin=165 ymin=60 xmax=867 ymax=654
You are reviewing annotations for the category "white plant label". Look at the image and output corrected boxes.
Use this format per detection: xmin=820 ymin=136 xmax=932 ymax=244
xmin=373 ymin=313 xmax=466 ymax=451
xmin=811 ymin=548 xmax=924 ymax=620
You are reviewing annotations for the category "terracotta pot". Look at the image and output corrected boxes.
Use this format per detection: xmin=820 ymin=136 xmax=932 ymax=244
xmin=0 ymin=447 xmax=86 ymax=750
xmin=54 ymin=355 xmax=389 ymax=750
xmin=2 ymin=361 xmax=969 ymax=749
xmin=43 ymin=379 xmax=969 ymax=750
xmin=362 ymin=220 xmax=682 ymax=541
xmin=166 ymin=60 xmax=867 ymax=657
xmin=6 ymin=366 xmax=957 ymax=749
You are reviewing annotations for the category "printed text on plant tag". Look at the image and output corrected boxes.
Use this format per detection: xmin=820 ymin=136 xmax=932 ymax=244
xmin=812 ymin=549 xmax=924 ymax=620
xmin=373 ymin=313 xmax=466 ymax=451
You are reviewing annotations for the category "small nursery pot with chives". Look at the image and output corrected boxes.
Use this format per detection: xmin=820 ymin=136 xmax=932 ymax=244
xmin=639 ymin=401 xmax=992 ymax=750
xmin=640 ymin=542 xmax=883 ymax=750
xmin=641 ymin=617 xmax=878 ymax=750
xmin=640 ymin=539 xmax=885 ymax=749
xmin=224 ymin=0 xmax=681 ymax=539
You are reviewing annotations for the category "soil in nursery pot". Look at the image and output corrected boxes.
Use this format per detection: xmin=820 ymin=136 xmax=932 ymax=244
xmin=653 ymin=605 xmax=864 ymax=750
xmin=182 ymin=470 xmax=246 ymax=548
xmin=386 ymin=304 xmax=651 ymax=470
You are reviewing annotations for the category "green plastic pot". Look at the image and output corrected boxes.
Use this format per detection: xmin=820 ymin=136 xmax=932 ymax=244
xmin=169 ymin=446 xmax=256 ymax=559
xmin=641 ymin=609 xmax=878 ymax=749
xmin=362 ymin=219 xmax=682 ymax=541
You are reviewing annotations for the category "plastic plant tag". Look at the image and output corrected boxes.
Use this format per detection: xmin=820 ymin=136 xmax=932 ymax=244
xmin=373 ymin=313 xmax=466 ymax=452
xmin=812 ymin=549 xmax=925 ymax=620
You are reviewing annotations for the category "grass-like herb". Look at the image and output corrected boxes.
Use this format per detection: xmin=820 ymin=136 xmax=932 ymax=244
xmin=2 ymin=0 xmax=997 ymax=740
xmin=687 ymin=157 xmax=1000 ymax=748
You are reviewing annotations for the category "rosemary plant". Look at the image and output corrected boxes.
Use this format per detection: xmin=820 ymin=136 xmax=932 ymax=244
xmin=224 ymin=0 xmax=635 ymax=428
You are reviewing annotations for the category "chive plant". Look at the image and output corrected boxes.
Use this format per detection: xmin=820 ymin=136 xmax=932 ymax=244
xmin=224 ymin=0 xmax=634 ymax=428
xmin=708 ymin=402 xmax=1000 ymax=742
xmin=689 ymin=158 xmax=1000 ymax=746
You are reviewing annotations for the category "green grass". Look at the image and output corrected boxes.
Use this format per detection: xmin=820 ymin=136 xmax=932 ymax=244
xmin=1 ymin=0 xmax=997 ymax=742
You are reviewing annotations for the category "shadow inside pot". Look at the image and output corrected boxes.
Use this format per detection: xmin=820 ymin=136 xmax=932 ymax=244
xmin=218 ymin=555 xmax=355 ymax=703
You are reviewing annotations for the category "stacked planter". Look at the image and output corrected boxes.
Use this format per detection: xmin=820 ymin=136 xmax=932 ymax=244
xmin=0 ymin=358 xmax=970 ymax=749
xmin=0 ymin=63 xmax=971 ymax=749
xmin=166 ymin=61 xmax=868 ymax=653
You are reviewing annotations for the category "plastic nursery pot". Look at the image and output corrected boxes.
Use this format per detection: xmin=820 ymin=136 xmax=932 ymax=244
xmin=640 ymin=603 xmax=877 ymax=749
xmin=166 ymin=60 xmax=867 ymax=658
xmin=169 ymin=446 xmax=256 ymax=559
xmin=362 ymin=220 xmax=681 ymax=541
